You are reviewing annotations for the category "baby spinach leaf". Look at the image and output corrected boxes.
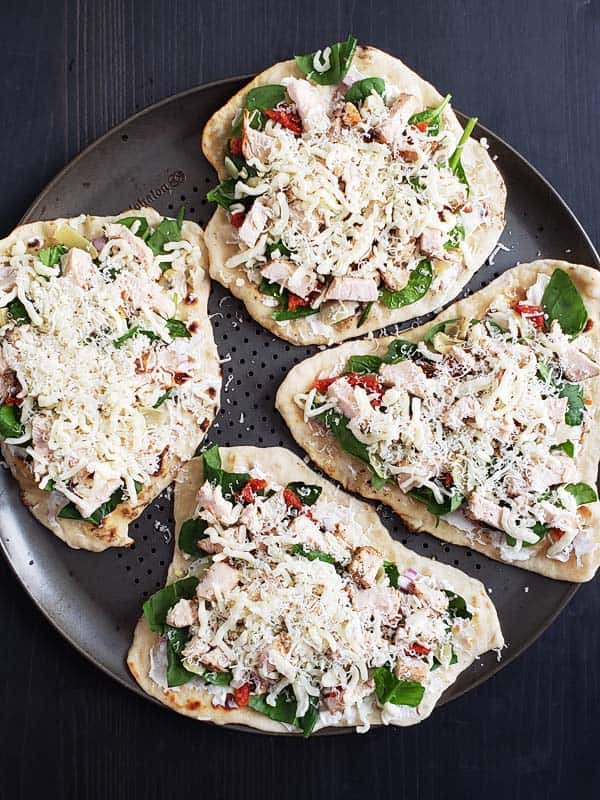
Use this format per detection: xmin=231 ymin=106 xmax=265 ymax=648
xmin=318 ymin=408 xmax=372 ymax=469
xmin=265 ymin=240 xmax=292 ymax=258
xmin=444 ymin=224 xmax=465 ymax=250
xmin=345 ymin=354 xmax=383 ymax=374
xmin=116 ymin=216 xmax=151 ymax=241
xmin=38 ymin=244 xmax=68 ymax=267
xmin=286 ymin=482 xmax=322 ymax=506
xmin=564 ymin=482 xmax=598 ymax=506
xmin=146 ymin=207 xmax=185 ymax=256
xmin=551 ymin=440 xmax=574 ymax=458
xmin=409 ymin=486 xmax=464 ymax=517
xmin=448 ymin=117 xmax=477 ymax=191
xmin=344 ymin=77 xmax=385 ymax=105
xmin=559 ymin=382 xmax=585 ymax=426
xmin=166 ymin=318 xmax=191 ymax=338
xmin=505 ymin=522 xmax=547 ymax=549
xmin=207 ymin=178 xmax=239 ymax=210
xmin=373 ymin=666 xmax=425 ymax=707
xmin=298 ymin=695 xmax=320 ymax=737
xmin=385 ymin=339 xmax=417 ymax=363
xmin=259 ymin=277 xmax=286 ymax=301
xmin=431 ymin=650 xmax=458 ymax=670
xmin=272 ymin=305 xmax=319 ymax=321
xmin=203 ymin=670 xmax=233 ymax=686
xmin=179 ymin=518 xmax=209 ymax=557
xmin=295 ymin=35 xmax=358 ymax=85
xmin=142 ymin=577 xmax=199 ymax=633
xmin=290 ymin=543 xmax=338 ymax=566
xmin=246 ymin=85 xmax=287 ymax=112
xmin=7 ymin=298 xmax=30 ymax=325
xmin=541 ymin=268 xmax=588 ymax=336
xmin=0 ymin=404 xmax=24 ymax=439
xmin=249 ymin=687 xmax=298 ymax=724
xmin=202 ymin=445 xmax=250 ymax=501
xmin=58 ymin=481 xmax=142 ymax=525
xmin=379 ymin=260 xmax=433 ymax=309
xmin=165 ymin=626 xmax=195 ymax=687
xmin=153 ymin=390 xmax=172 ymax=409
xmin=423 ymin=318 xmax=459 ymax=345
xmin=113 ymin=326 xmax=160 ymax=348
xmin=409 ymin=93 xmax=451 ymax=137
xmin=357 ymin=300 xmax=373 ymax=328
xmin=383 ymin=561 xmax=399 ymax=588
xmin=444 ymin=590 xmax=472 ymax=620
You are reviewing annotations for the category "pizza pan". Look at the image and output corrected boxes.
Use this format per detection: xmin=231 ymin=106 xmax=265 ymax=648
xmin=1 ymin=76 xmax=597 ymax=732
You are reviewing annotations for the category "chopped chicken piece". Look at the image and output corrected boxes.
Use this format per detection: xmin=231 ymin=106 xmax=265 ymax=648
xmin=238 ymin=196 xmax=270 ymax=248
xmin=441 ymin=396 xmax=480 ymax=430
xmin=196 ymin=481 xmax=241 ymax=526
xmin=196 ymin=562 xmax=241 ymax=601
xmin=342 ymin=102 xmax=362 ymax=127
xmin=0 ymin=264 xmax=17 ymax=291
xmin=323 ymin=688 xmax=345 ymax=713
xmin=374 ymin=93 xmax=419 ymax=149
xmin=166 ymin=598 xmax=198 ymax=628
xmin=528 ymin=453 xmax=577 ymax=493
xmin=260 ymin=259 xmax=317 ymax=299
xmin=285 ymin=78 xmax=330 ymax=134
xmin=350 ymin=585 xmax=401 ymax=621
xmin=325 ymin=276 xmax=379 ymax=302
xmin=31 ymin=414 xmax=52 ymax=458
xmin=560 ymin=347 xmax=600 ymax=382
xmin=418 ymin=228 xmax=447 ymax=260
xmin=466 ymin=492 xmax=503 ymax=529
xmin=198 ymin=538 xmax=224 ymax=555
xmin=106 ymin=222 xmax=156 ymax=274
xmin=326 ymin=379 xmax=361 ymax=419
xmin=544 ymin=396 xmax=568 ymax=422
xmin=379 ymin=361 xmax=435 ymax=399
xmin=394 ymin=657 xmax=429 ymax=684
xmin=380 ymin=262 xmax=410 ymax=292
xmin=199 ymin=646 xmax=230 ymax=672
xmin=61 ymin=247 xmax=96 ymax=288
xmin=347 ymin=546 xmax=383 ymax=589
xmin=242 ymin=114 xmax=273 ymax=164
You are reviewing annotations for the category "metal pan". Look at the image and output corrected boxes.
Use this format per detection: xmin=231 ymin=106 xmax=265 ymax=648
xmin=1 ymin=76 xmax=597 ymax=731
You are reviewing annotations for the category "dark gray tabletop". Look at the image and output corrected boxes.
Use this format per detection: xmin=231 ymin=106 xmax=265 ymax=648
xmin=1 ymin=1 xmax=599 ymax=798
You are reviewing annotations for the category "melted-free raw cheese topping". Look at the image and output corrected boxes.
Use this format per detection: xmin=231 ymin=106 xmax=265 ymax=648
xmin=298 ymin=271 xmax=600 ymax=565
xmin=210 ymin=49 xmax=494 ymax=329
xmin=146 ymin=455 xmax=474 ymax=734
xmin=0 ymin=216 xmax=215 ymax=520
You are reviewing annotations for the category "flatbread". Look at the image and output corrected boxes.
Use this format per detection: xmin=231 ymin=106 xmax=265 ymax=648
xmin=127 ymin=446 xmax=503 ymax=733
xmin=276 ymin=260 xmax=600 ymax=581
xmin=1 ymin=208 xmax=221 ymax=551
xmin=202 ymin=45 xmax=506 ymax=345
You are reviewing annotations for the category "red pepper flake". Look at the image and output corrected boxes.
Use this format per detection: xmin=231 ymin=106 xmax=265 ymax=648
xmin=229 ymin=137 xmax=243 ymax=156
xmin=283 ymin=487 xmax=303 ymax=510
xmin=411 ymin=642 xmax=431 ymax=656
xmin=513 ymin=302 xmax=545 ymax=330
xmin=265 ymin=107 xmax=303 ymax=135
xmin=312 ymin=376 xmax=339 ymax=393
xmin=346 ymin=372 xmax=384 ymax=407
xmin=233 ymin=683 xmax=250 ymax=708
xmin=3 ymin=395 xmax=22 ymax=406
xmin=230 ymin=211 xmax=245 ymax=228
xmin=549 ymin=527 xmax=565 ymax=542
xmin=415 ymin=121 xmax=429 ymax=132
xmin=239 ymin=478 xmax=267 ymax=504
xmin=287 ymin=293 xmax=308 ymax=312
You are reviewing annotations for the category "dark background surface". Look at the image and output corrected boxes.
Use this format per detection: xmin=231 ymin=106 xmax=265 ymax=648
xmin=0 ymin=1 xmax=599 ymax=798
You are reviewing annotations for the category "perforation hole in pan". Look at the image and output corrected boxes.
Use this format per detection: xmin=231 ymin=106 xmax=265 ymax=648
xmin=0 ymin=78 xmax=593 ymax=721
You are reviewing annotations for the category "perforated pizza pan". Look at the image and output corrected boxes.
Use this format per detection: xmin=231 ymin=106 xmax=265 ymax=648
xmin=1 ymin=77 xmax=598 ymax=733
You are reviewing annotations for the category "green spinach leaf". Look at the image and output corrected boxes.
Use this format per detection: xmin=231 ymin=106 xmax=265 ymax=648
xmin=298 ymin=695 xmax=320 ymax=737
xmin=142 ymin=577 xmax=199 ymax=633
xmin=58 ymin=481 xmax=142 ymax=525
xmin=541 ymin=268 xmax=588 ymax=336
xmin=165 ymin=626 xmax=195 ymax=687
xmin=379 ymin=259 xmax=433 ymax=309
xmin=166 ymin=318 xmax=191 ymax=338
xmin=448 ymin=117 xmax=477 ymax=190
xmin=551 ymin=440 xmax=574 ymax=458
xmin=564 ymin=482 xmax=598 ymax=506
xmin=153 ymin=390 xmax=172 ymax=408
xmin=246 ymin=85 xmax=287 ymax=111
xmin=373 ymin=666 xmax=425 ymax=707
xmin=116 ymin=216 xmax=151 ymax=241
xmin=207 ymin=178 xmax=239 ymax=210
xmin=409 ymin=486 xmax=464 ymax=517
xmin=286 ymin=482 xmax=322 ymax=505
xmin=385 ymin=339 xmax=417 ymax=362
xmin=265 ymin=240 xmax=292 ymax=258
xmin=383 ymin=561 xmax=399 ymax=588
xmin=423 ymin=318 xmax=459 ymax=345
xmin=506 ymin=522 xmax=547 ymax=549
xmin=290 ymin=544 xmax=338 ymax=566
xmin=357 ymin=300 xmax=373 ymax=328
xmin=295 ymin=36 xmax=358 ymax=85
xmin=7 ymin=298 xmax=30 ymax=325
xmin=444 ymin=224 xmax=465 ymax=250
xmin=408 ymin=94 xmax=451 ymax=137
xmin=0 ymin=404 xmax=24 ymax=439
xmin=113 ymin=326 xmax=160 ymax=348
xmin=179 ymin=518 xmax=209 ymax=557
xmin=444 ymin=590 xmax=473 ymax=620
xmin=248 ymin=687 xmax=298 ymax=724
xmin=203 ymin=670 xmax=233 ymax=686
xmin=559 ymin=382 xmax=585 ymax=426
xmin=344 ymin=77 xmax=385 ymax=105
xmin=345 ymin=354 xmax=383 ymax=374
xmin=202 ymin=445 xmax=250 ymax=501
xmin=146 ymin=207 xmax=185 ymax=257
xmin=38 ymin=244 xmax=68 ymax=267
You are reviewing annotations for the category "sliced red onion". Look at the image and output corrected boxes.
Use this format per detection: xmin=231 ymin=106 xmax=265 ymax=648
xmin=92 ymin=236 xmax=107 ymax=250
xmin=398 ymin=568 xmax=418 ymax=593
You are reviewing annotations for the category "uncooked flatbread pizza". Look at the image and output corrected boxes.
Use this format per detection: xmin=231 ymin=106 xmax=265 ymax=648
xmin=128 ymin=446 xmax=502 ymax=734
xmin=202 ymin=37 xmax=506 ymax=344
xmin=277 ymin=261 xmax=600 ymax=581
xmin=0 ymin=208 xmax=220 ymax=551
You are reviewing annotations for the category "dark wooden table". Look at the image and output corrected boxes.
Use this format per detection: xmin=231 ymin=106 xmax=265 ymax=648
xmin=1 ymin=1 xmax=599 ymax=797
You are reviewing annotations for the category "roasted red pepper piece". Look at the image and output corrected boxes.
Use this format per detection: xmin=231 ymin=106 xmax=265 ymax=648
xmin=312 ymin=376 xmax=339 ymax=393
xmin=230 ymin=211 xmax=245 ymax=228
xmin=283 ymin=487 xmax=303 ymax=509
xmin=229 ymin=137 xmax=243 ymax=156
xmin=411 ymin=642 xmax=431 ymax=656
xmin=346 ymin=372 xmax=384 ymax=407
xmin=287 ymin=293 xmax=308 ymax=312
xmin=233 ymin=683 xmax=251 ymax=708
xmin=265 ymin=107 xmax=303 ymax=135
xmin=239 ymin=478 xmax=267 ymax=504
xmin=513 ymin=302 xmax=545 ymax=329
xmin=414 ymin=121 xmax=429 ymax=132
